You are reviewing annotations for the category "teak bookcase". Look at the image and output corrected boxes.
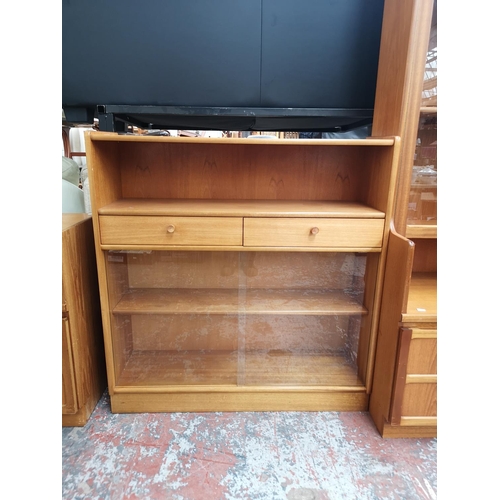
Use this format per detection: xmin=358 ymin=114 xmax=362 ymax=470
xmin=80 ymin=0 xmax=436 ymax=425
xmin=86 ymin=134 xmax=400 ymax=413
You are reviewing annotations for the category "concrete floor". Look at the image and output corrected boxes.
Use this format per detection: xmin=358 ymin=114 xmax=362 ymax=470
xmin=62 ymin=392 xmax=437 ymax=500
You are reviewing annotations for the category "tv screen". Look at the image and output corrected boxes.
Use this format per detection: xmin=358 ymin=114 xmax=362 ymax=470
xmin=62 ymin=0 xmax=385 ymax=132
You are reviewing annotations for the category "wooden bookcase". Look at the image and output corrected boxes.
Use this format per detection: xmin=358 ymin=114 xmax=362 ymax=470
xmin=369 ymin=0 xmax=437 ymax=438
xmin=76 ymin=0 xmax=439 ymax=425
xmin=86 ymin=134 xmax=401 ymax=413
xmin=62 ymin=214 xmax=106 ymax=426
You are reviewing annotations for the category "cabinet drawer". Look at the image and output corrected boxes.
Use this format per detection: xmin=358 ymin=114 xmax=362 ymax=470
xmin=100 ymin=216 xmax=243 ymax=246
xmin=401 ymin=383 xmax=437 ymax=417
xmin=390 ymin=328 xmax=437 ymax=425
xmin=244 ymin=218 xmax=384 ymax=248
xmin=407 ymin=333 xmax=437 ymax=375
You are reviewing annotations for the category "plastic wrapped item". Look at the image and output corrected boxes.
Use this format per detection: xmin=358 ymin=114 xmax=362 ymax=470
xmin=412 ymin=165 xmax=437 ymax=185
xmin=62 ymin=179 xmax=85 ymax=213
xmin=62 ymin=156 xmax=80 ymax=186
xmin=83 ymin=177 xmax=92 ymax=214
xmin=408 ymin=166 xmax=437 ymax=221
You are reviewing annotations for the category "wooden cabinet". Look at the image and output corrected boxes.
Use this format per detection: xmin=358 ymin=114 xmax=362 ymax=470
xmin=62 ymin=214 xmax=106 ymax=426
xmin=394 ymin=327 xmax=437 ymax=423
xmin=76 ymin=0 xmax=439 ymax=430
xmin=369 ymin=0 xmax=437 ymax=438
xmin=86 ymin=134 xmax=401 ymax=413
xmin=370 ymin=229 xmax=437 ymax=437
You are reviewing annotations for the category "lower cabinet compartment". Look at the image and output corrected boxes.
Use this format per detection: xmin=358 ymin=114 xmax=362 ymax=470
xmin=386 ymin=327 xmax=437 ymax=433
xmin=111 ymin=313 xmax=364 ymax=388
xmin=105 ymin=250 xmax=371 ymax=403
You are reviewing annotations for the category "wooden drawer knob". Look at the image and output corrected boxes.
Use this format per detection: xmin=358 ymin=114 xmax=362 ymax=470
xmin=166 ymin=224 xmax=176 ymax=234
xmin=310 ymin=227 xmax=319 ymax=235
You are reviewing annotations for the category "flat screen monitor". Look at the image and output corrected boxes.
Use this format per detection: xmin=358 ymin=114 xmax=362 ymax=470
xmin=62 ymin=0 xmax=385 ymax=132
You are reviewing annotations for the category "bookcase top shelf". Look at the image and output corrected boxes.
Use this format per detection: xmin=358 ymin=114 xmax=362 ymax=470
xmin=87 ymin=131 xmax=396 ymax=147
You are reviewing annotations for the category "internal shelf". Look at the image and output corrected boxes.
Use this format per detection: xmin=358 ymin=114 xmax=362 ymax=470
xmin=116 ymin=350 xmax=238 ymax=386
xmin=420 ymin=106 xmax=437 ymax=114
xmin=113 ymin=288 xmax=368 ymax=316
xmin=406 ymin=221 xmax=437 ymax=239
xmin=243 ymin=350 xmax=363 ymax=386
xmin=99 ymin=199 xmax=385 ymax=219
xmin=403 ymin=272 xmax=437 ymax=322
xmin=115 ymin=349 xmax=364 ymax=387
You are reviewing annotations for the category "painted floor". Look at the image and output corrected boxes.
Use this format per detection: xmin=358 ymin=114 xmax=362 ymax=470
xmin=62 ymin=392 xmax=437 ymax=500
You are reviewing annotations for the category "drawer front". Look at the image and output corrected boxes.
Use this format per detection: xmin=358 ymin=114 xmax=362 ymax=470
xmin=100 ymin=216 xmax=243 ymax=246
xmin=407 ymin=335 xmax=437 ymax=375
xmin=390 ymin=327 xmax=437 ymax=425
xmin=401 ymin=383 xmax=437 ymax=417
xmin=244 ymin=218 xmax=384 ymax=248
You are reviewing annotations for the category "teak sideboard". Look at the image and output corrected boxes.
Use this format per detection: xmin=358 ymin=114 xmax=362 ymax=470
xmin=62 ymin=213 xmax=106 ymax=426
xmin=86 ymin=133 xmax=401 ymax=413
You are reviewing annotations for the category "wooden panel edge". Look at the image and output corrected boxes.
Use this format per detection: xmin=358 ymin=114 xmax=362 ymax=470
xmin=411 ymin=329 xmax=437 ymax=339
xmin=113 ymin=385 xmax=367 ymax=394
xmin=389 ymin=328 xmax=412 ymax=424
xmin=400 ymin=416 xmax=437 ymax=427
xmin=110 ymin=392 xmax=369 ymax=413
xmin=405 ymin=374 xmax=437 ymax=384
xmin=88 ymin=131 xmax=395 ymax=147
xmin=406 ymin=224 xmax=437 ymax=239
xmin=100 ymin=245 xmax=384 ymax=253
xmin=382 ymin=421 xmax=437 ymax=438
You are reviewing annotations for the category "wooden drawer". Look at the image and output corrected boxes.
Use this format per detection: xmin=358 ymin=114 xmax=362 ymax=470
xmin=243 ymin=218 xmax=384 ymax=248
xmin=407 ymin=331 xmax=437 ymax=375
xmin=401 ymin=383 xmax=437 ymax=417
xmin=100 ymin=216 xmax=243 ymax=246
xmin=390 ymin=327 xmax=437 ymax=426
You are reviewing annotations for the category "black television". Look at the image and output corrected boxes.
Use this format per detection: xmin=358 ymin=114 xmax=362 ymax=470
xmin=62 ymin=0 xmax=385 ymax=132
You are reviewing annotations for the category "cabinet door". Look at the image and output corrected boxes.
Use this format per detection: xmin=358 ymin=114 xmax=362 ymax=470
xmin=406 ymin=4 xmax=437 ymax=237
xmin=104 ymin=250 xmax=368 ymax=390
xmin=62 ymin=316 xmax=78 ymax=415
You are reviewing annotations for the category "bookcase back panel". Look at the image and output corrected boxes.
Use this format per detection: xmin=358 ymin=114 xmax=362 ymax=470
xmin=129 ymin=314 xmax=353 ymax=354
xmin=121 ymin=251 xmax=366 ymax=291
xmin=117 ymin=142 xmax=368 ymax=201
